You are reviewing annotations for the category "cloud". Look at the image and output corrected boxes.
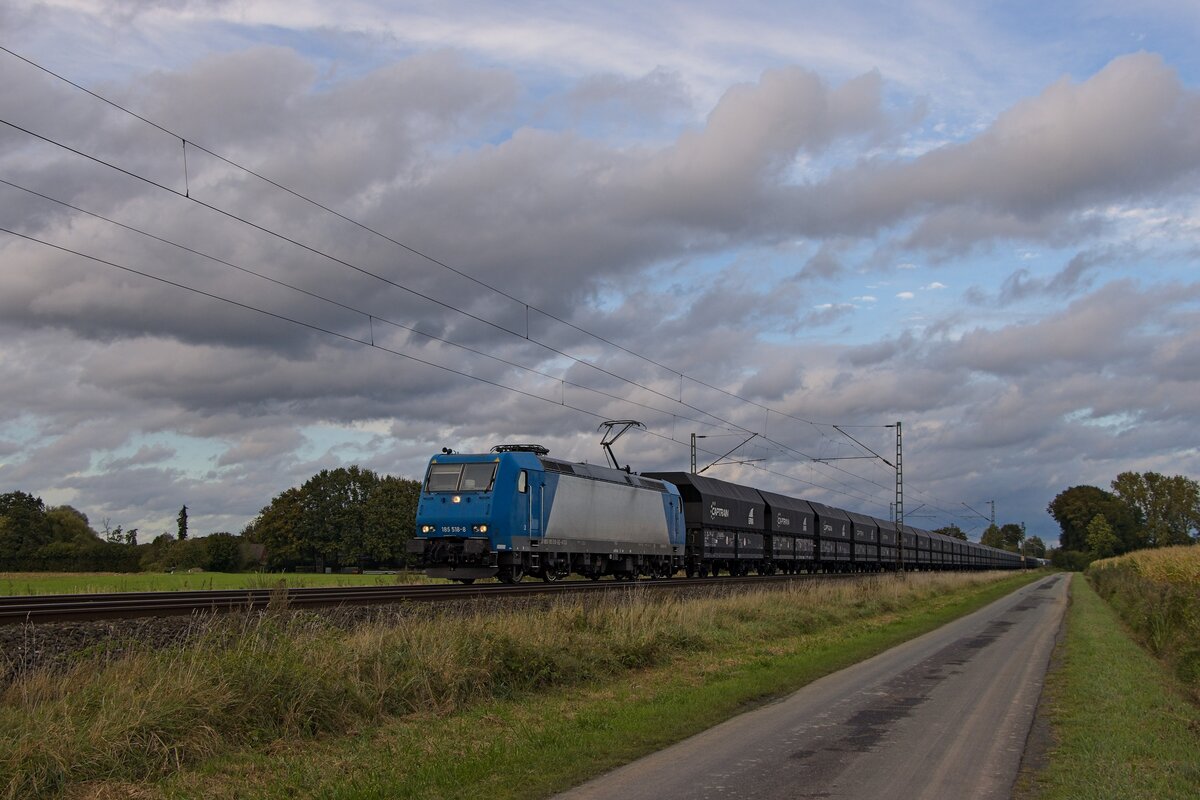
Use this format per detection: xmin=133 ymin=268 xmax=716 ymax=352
xmin=781 ymin=53 xmax=1200 ymax=250
xmin=2 ymin=31 xmax=1199 ymax=541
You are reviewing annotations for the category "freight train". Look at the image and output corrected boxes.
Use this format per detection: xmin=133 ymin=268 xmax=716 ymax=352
xmin=407 ymin=444 xmax=1026 ymax=583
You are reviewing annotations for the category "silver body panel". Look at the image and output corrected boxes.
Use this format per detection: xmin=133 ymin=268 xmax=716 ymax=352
xmin=545 ymin=475 xmax=671 ymax=547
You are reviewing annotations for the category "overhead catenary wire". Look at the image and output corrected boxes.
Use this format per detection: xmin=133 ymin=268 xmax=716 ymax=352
xmin=0 ymin=116 xmax=751 ymax=437
xmin=0 ymin=114 xmax=895 ymax=503
xmin=0 ymin=140 xmax=898 ymax=513
xmin=0 ymin=132 xmax=904 ymax=518
xmin=0 ymin=223 xmax=885 ymax=509
xmin=0 ymin=43 xmax=853 ymax=432
xmin=0 ymin=198 xmax=884 ymax=508
xmin=0 ymin=176 xmax=742 ymax=438
xmin=0 ymin=45 xmax=959 ymax=517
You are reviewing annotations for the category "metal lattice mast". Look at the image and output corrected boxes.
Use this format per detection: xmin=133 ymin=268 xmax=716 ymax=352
xmin=895 ymin=421 xmax=904 ymax=568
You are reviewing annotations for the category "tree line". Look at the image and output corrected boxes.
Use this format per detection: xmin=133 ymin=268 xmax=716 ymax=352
xmin=0 ymin=466 xmax=420 ymax=573
xmin=0 ymin=490 xmax=253 ymax=573
xmin=1047 ymin=471 xmax=1199 ymax=570
xmin=930 ymin=522 xmax=1048 ymax=558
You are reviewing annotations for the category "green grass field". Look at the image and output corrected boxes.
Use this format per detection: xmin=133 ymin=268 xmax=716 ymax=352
xmin=0 ymin=571 xmax=439 ymax=595
xmin=1022 ymin=574 xmax=1200 ymax=799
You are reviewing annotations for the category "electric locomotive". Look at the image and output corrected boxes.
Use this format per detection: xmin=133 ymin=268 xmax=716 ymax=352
xmin=408 ymin=444 xmax=686 ymax=583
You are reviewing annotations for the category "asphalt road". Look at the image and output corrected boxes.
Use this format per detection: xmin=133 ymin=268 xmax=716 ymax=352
xmin=555 ymin=573 xmax=1068 ymax=800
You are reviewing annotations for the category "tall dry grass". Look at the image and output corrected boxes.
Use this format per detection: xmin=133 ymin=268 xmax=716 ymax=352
xmin=0 ymin=571 xmax=1010 ymax=799
xmin=1087 ymin=545 xmax=1200 ymax=697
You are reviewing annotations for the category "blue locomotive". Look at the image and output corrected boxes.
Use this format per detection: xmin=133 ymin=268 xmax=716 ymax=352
xmin=408 ymin=444 xmax=686 ymax=583
xmin=409 ymin=444 xmax=1025 ymax=581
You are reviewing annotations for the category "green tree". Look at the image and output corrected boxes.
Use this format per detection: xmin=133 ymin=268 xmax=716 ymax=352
xmin=139 ymin=533 xmax=176 ymax=571
xmin=1047 ymin=485 xmax=1143 ymax=553
xmin=980 ymin=523 xmax=1004 ymax=549
xmin=998 ymin=523 xmax=1024 ymax=552
xmin=1024 ymin=535 xmax=1047 ymax=558
xmin=177 ymin=505 xmax=189 ymax=541
xmin=0 ymin=491 xmax=51 ymax=568
xmin=47 ymin=506 xmax=98 ymax=546
xmin=204 ymin=532 xmax=242 ymax=572
xmin=933 ymin=524 xmax=968 ymax=541
xmin=1110 ymin=471 xmax=1200 ymax=547
xmin=362 ymin=476 xmax=421 ymax=562
xmin=1086 ymin=514 xmax=1119 ymax=558
xmin=248 ymin=467 xmax=420 ymax=569
xmin=246 ymin=487 xmax=305 ymax=568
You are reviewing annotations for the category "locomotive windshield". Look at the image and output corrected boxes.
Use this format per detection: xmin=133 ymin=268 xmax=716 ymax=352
xmin=425 ymin=462 xmax=497 ymax=493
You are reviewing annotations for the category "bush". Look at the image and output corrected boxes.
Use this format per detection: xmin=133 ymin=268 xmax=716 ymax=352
xmin=1050 ymin=549 xmax=1094 ymax=572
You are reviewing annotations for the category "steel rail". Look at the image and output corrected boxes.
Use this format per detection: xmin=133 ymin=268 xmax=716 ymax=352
xmin=0 ymin=573 xmax=861 ymax=626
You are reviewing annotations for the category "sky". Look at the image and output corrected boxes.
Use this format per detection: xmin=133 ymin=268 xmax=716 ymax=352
xmin=2 ymin=1 xmax=1199 ymax=544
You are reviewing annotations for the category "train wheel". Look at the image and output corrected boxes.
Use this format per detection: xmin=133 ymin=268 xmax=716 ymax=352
xmin=498 ymin=565 xmax=525 ymax=584
xmin=542 ymin=569 xmax=560 ymax=583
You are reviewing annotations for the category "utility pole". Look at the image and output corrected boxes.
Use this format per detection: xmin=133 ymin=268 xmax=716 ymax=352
xmin=988 ymin=500 xmax=996 ymax=528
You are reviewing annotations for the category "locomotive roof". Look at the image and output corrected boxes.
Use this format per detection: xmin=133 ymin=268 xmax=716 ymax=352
xmin=541 ymin=457 xmax=672 ymax=492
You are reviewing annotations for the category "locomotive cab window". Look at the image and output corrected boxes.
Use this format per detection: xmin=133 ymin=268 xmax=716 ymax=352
xmin=517 ymin=470 xmax=528 ymax=493
xmin=425 ymin=463 xmax=497 ymax=492
xmin=426 ymin=463 xmax=462 ymax=492
xmin=460 ymin=463 xmax=496 ymax=492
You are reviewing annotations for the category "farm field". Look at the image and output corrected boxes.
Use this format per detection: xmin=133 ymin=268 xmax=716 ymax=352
xmin=0 ymin=570 xmax=1041 ymax=799
xmin=0 ymin=571 xmax=440 ymax=596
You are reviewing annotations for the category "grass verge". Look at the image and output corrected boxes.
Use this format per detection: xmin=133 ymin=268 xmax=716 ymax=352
xmin=1022 ymin=573 xmax=1200 ymax=800
xmin=1085 ymin=546 xmax=1200 ymax=696
xmin=1 ymin=571 xmax=1042 ymax=799
xmin=169 ymin=572 xmax=1033 ymax=799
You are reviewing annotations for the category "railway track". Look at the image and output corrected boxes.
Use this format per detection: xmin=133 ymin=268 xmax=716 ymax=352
xmin=0 ymin=572 xmax=854 ymax=626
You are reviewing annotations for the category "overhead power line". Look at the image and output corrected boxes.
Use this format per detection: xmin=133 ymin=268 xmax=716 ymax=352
xmin=0 ymin=112 xmax=892 ymax=503
xmin=0 ymin=223 xmax=884 ymax=508
xmin=0 ymin=43 xmax=847 ymax=432
xmin=0 ymin=45 xmax=959 ymax=516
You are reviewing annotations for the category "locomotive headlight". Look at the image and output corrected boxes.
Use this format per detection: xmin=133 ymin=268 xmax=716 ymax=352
xmin=452 ymin=495 xmax=461 ymax=504
xmin=421 ymin=525 xmax=435 ymax=534
xmin=473 ymin=524 xmax=488 ymax=533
